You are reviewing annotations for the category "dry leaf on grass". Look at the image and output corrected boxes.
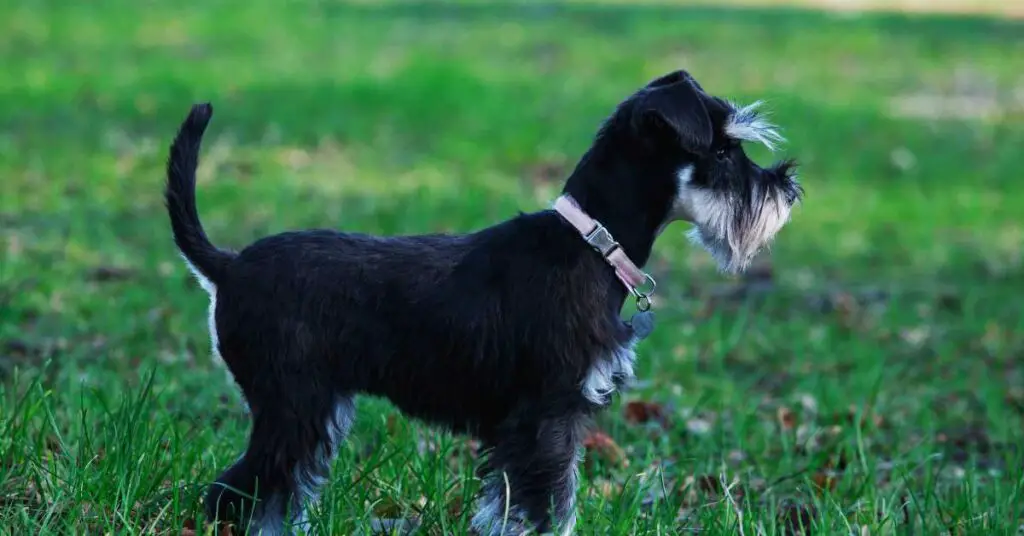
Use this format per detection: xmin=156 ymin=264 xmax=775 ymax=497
xmin=777 ymin=406 xmax=797 ymax=430
xmin=582 ymin=430 xmax=628 ymax=470
xmin=373 ymin=496 xmax=404 ymax=518
xmin=446 ymin=494 xmax=466 ymax=518
xmin=623 ymin=400 xmax=669 ymax=428
xmin=811 ymin=471 xmax=837 ymax=494
xmin=181 ymin=519 xmax=235 ymax=536
xmin=825 ymin=405 xmax=885 ymax=430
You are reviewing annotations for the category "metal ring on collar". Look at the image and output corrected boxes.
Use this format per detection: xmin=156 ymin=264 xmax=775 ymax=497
xmin=631 ymin=273 xmax=656 ymax=311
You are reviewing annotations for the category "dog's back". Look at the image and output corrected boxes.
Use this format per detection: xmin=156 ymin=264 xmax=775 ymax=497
xmin=212 ymin=214 xmax=625 ymax=429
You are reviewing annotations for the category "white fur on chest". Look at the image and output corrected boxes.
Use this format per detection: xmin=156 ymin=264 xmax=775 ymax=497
xmin=581 ymin=339 xmax=638 ymax=405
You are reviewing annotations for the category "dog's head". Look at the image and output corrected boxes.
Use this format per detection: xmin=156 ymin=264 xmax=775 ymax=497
xmin=574 ymin=70 xmax=803 ymax=274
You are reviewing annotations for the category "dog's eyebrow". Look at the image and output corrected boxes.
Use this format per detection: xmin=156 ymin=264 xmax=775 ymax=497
xmin=724 ymin=100 xmax=785 ymax=152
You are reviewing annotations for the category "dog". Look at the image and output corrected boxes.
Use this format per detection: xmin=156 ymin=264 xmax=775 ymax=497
xmin=164 ymin=69 xmax=802 ymax=535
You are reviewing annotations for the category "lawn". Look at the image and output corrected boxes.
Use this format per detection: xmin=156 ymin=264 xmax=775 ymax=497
xmin=1 ymin=1 xmax=1022 ymax=534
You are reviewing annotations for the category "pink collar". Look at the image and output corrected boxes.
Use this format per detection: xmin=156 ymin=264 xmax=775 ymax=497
xmin=553 ymin=194 xmax=656 ymax=310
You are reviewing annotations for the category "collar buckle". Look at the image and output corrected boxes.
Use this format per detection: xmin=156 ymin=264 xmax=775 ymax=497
xmin=552 ymin=194 xmax=657 ymax=313
xmin=583 ymin=224 xmax=620 ymax=257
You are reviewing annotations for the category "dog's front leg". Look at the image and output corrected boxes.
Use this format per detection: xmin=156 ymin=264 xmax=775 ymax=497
xmin=471 ymin=410 xmax=583 ymax=536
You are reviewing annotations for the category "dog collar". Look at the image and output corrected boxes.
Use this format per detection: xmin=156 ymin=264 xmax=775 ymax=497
xmin=553 ymin=194 xmax=656 ymax=311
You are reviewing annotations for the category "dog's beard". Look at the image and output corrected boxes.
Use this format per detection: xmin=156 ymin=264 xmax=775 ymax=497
xmin=685 ymin=184 xmax=793 ymax=274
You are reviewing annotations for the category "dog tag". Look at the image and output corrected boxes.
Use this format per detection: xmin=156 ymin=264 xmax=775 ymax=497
xmin=630 ymin=310 xmax=655 ymax=340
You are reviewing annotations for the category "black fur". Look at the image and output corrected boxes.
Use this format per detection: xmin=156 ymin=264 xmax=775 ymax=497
xmin=164 ymin=70 xmax=801 ymax=535
xmin=164 ymin=103 xmax=235 ymax=283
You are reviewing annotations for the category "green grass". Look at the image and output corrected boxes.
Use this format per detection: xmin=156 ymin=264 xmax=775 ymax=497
xmin=2 ymin=1 xmax=1022 ymax=534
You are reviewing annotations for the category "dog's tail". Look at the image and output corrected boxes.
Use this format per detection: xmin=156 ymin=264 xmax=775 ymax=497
xmin=164 ymin=103 xmax=234 ymax=286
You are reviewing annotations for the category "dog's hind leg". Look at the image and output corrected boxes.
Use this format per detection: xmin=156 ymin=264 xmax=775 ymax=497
xmin=471 ymin=410 xmax=583 ymax=536
xmin=205 ymin=392 xmax=355 ymax=535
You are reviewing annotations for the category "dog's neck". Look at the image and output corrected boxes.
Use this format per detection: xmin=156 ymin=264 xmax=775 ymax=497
xmin=559 ymin=170 xmax=660 ymax=270
xmin=552 ymin=194 xmax=649 ymax=295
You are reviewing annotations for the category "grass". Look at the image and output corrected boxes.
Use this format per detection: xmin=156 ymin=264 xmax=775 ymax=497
xmin=1 ymin=0 xmax=1022 ymax=534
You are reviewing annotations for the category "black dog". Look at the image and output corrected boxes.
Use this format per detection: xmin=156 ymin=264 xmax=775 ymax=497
xmin=164 ymin=70 xmax=801 ymax=535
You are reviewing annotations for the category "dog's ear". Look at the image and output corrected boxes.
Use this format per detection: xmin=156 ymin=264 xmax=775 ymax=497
xmin=634 ymin=72 xmax=713 ymax=154
xmin=644 ymin=69 xmax=704 ymax=92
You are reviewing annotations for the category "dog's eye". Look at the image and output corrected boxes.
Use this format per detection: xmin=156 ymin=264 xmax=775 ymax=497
xmin=714 ymin=148 xmax=729 ymax=161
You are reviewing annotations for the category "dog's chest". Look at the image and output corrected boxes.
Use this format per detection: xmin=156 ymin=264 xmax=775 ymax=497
xmin=580 ymin=340 xmax=637 ymax=406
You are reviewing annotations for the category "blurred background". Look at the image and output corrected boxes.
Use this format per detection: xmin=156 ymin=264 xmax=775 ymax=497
xmin=1 ymin=1 xmax=1022 ymax=534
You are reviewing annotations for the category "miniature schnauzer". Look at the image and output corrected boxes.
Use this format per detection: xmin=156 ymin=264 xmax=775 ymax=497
xmin=164 ymin=69 xmax=801 ymax=535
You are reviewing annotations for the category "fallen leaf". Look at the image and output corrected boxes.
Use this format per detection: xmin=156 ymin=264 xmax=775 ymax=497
xmin=446 ymin=494 xmax=466 ymax=518
xmin=624 ymin=400 xmax=669 ymax=427
xmin=373 ymin=497 xmax=404 ymax=518
xmin=777 ymin=406 xmax=796 ymax=431
xmin=811 ymin=471 xmax=837 ymax=494
xmin=186 ymin=521 xmax=234 ymax=536
xmin=583 ymin=431 xmax=627 ymax=469
xmin=830 ymin=405 xmax=885 ymax=429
